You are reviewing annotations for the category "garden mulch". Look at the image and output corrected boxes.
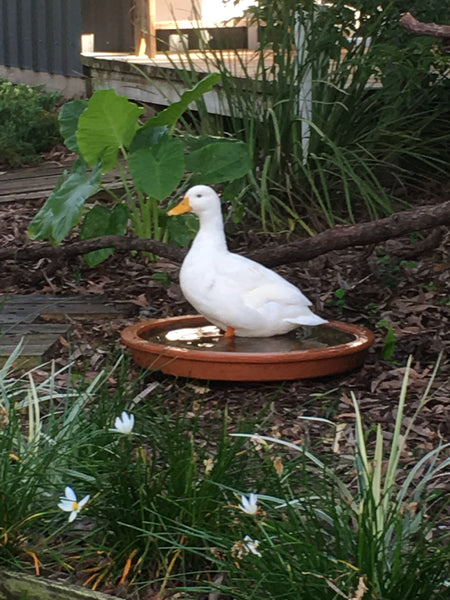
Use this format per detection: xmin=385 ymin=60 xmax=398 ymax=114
xmin=0 ymin=162 xmax=449 ymax=597
xmin=0 ymin=166 xmax=449 ymax=465
xmin=0 ymin=294 xmax=130 ymax=368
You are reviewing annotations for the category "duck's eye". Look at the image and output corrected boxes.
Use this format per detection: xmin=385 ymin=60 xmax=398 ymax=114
xmin=196 ymin=194 xmax=202 ymax=198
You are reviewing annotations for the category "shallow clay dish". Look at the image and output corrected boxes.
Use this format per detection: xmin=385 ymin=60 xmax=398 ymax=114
xmin=121 ymin=315 xmax=374 ymax=381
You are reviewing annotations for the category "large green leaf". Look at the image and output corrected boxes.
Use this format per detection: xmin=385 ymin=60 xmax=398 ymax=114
xmin=80 ymin=204 xmax=129 ymax=266
xmin=186 ymin=140 xmax=252 ymax=184
xmin=183 ymin=134 xmax=226 ymax=153
xmin=130 ymin=126 xmax=169 ymax=151
xmin=128 ymin=135 xmax=185 ymax=201
xmin=146 ymin=73 xmax=222 ymax=129
xmin=77 ymin=89 xmax=144 ymax=172
xmin=58 ymin=99 xmax=88 ymax=152
xmin=27 ymin=160 xmax=102 ymax=245
xmin=165 ymin=214 xmax=199 ymax=248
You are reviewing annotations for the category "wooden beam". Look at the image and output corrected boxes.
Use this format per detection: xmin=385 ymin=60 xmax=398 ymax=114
xmin=133 ymin=0 xmax=156 ymax=57
xmin=148 ymin=0 xmax=156 ymax=57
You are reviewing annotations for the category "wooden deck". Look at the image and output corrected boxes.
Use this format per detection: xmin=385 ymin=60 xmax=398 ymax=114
xmin=82 ymin=48 xmax=381 ymax=115
xmin=0 ymin=163 xmax=73 ymax=203
xmin=84 ymin=48 xmax=267 ymax=79
xmin=0 ymin=295 xmax=125 ymax=368
xmin=0 ymin=161 xmax=131 ymax=204
xmin=82 ymin=50 xmax=265 ymax=115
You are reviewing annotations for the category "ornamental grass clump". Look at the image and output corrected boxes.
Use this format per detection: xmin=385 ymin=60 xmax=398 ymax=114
xmin=0 ymin=348 xmax=448 ymax=598
xmin=0 ymin=347 xmax=123 ymax=562
xmin=221 ymin=355 xmax=449 ymax=599
xmin=0 ymin=348 xmax=267 ymax=590
xmin=163 ymin=1 xmax=450 ymax=232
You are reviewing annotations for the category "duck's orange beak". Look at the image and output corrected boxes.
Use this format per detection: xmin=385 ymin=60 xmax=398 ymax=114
xmin=167 ymin=196 xmax=191 ymax=216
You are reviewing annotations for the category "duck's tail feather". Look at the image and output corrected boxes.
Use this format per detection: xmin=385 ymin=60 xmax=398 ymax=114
xmin=284 ymin=314 xmax=328 ymax=327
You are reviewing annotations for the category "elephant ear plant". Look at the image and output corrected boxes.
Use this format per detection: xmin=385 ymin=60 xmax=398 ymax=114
xmin=28 ymin=74 xmax=252 ymax=266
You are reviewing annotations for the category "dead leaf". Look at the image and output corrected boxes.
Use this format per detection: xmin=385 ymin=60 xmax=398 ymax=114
xmin=130 ymin=294 xmax=148 ymax=307
xmin=349 ymin=576 xmax=368 ymax=600
xmin=59 ymin=336 xmax=69 ymax=348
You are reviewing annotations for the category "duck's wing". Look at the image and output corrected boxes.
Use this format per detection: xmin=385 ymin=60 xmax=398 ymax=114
xmin=218 ymin=252 xmax=312 ymax=310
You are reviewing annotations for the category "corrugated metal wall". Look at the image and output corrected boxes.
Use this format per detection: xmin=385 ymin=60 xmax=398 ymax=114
xmin=0 ymin=0 xmax=82 ymax=77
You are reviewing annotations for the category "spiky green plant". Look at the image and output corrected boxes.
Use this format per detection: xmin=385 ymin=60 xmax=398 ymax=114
xmin=222 ymin=355 xmax=449 ymax=599
xmin=153 ymin=0 xmax=450 ymax=232
xmin=1 ymin=348 xmax=448 ymax=598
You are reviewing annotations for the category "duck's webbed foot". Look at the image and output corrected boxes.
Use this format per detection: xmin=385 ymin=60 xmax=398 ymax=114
xmin=223 ymin=326 xmax=236 ymax=350
xmin=224 ymin=326 xmax=235 ymax=339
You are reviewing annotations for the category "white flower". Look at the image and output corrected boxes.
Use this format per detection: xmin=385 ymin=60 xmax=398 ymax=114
xmin=112 ymin=411 xmax=134 ymax=434
xmin=231 ymin=536 xmax=262 ymax=560
xmin=239 ymin=492 xmax=258 ymax=515
xmin=58 ymin=486 xmax=90 ymax=522
xmin=243 ymin=535 xmax=262 ymax=557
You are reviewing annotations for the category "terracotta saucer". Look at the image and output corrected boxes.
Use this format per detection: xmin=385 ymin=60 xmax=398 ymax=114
xmin=121 ymin=315 xmax=374 ymax=381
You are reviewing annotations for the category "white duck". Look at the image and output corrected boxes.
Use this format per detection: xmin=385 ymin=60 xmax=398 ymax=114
xmin=167 ymin=185 xmax=327 ymax=338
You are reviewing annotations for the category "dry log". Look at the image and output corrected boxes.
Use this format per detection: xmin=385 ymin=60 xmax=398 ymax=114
xmin=250 ymin=200 xmax=450 ymax=267
xmin=0 ymin=201 xmax=449 ymax=269
xmin=0 ymin=236 xmax=186 ymax=264
xmin=399 ymin=12 xmax=450 ymax=38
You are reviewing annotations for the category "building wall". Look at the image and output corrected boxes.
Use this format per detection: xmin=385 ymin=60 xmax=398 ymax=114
xmin=82 ymin=0 xmax=134 ymax=53
xmin=0 ymin=0 xmax=83 ymax=77
xmin=156 ymin=0 xmax=195 ymax=23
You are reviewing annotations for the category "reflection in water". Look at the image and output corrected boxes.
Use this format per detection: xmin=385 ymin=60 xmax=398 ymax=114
xmin=142 ymin=324 xmax=355 ymax=354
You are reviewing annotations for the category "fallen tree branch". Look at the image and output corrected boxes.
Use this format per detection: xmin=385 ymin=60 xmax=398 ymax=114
xmin=399 ymin=12 xmax=450 ymax=38
xmin=0 ymin=201 xmax=449 ymax=268
xmin=0 ymin=236 xmax=186 ymax=264
xmin=251 ymin=200 xmax=450 ymax=268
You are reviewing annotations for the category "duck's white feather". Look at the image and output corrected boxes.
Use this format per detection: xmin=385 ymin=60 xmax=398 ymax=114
xmin=171 ymin=185 xmax=327 ymax=337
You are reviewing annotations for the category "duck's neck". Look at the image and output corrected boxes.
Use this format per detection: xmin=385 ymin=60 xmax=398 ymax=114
xmin=193 ymin=205 xmax=228 ymax=253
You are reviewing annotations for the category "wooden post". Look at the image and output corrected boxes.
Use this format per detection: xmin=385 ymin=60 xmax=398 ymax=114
xmin=134 ymin=0 xmax=156 ymax=57
xmin=148 ymin=0 xmax=156 ymax=57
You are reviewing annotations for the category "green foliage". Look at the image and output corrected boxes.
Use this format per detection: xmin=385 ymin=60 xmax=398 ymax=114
xmin=225 ymin=357 xmax=449 ymax=599
xmin=0 ymin=352 xmax=259 ymax=586
xmin=76 ymin=89 xmax=144 ymax=171
xmin=0 ymin=80 xmax=61 ymax=167
xmin=27 ymin=159 xmax=102 ymax=245
xmin=151 ymin=271 xmax=171 ymax=289
xmin=331 ymin=287 xmax=347 ymax=314
xmin=128 ymin=133 xmax=185 ymax=200
xmin=376 ymin=256 xmax=418 ymax=287
xmin=0 ymin=350 xmax=110 ymax=557
xmin=28 ymin=78 xmax=252 ymax=263
xmin=58 ymin=98 xmax=88 ymax=152
xmin=146 ymin=72 xmax=222 ymax=128
xmin=24 ymin=101 xmax=95 ymax=245
xmin=174 ymin=0 xmax=450 ymax=231
xmin=376 ymin=318 xmax=397 ymax=360
xmin=186 ymin=139 xmax=252 ymax=185
xmin=80 ymin=204 xmax=129 ymax=266
xmin=0 ymin=352 xmax=448 ymax=598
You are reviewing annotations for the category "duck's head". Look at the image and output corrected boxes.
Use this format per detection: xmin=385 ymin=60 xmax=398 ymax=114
xmin=167 ymin=185 xmax=220 ymax=217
